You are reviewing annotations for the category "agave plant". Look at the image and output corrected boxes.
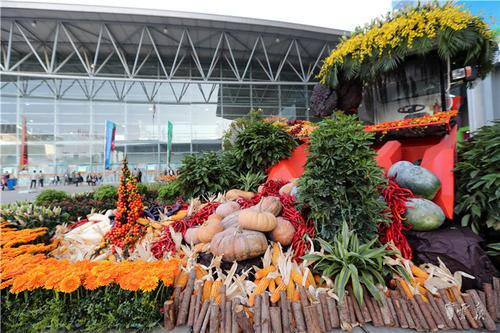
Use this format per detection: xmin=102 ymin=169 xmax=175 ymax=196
xmin=0 ymin=202 xmax=70 ymax=234
xmin=303 ymin=221 xmax=409 ymax=305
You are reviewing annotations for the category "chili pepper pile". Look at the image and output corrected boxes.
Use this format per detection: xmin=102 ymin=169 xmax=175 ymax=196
xmin=280 ymin=194 xmax=315 ymax=261
xmin=151 ymin=201 xmax=220 ymax=258
xmin=379 ymin=178 xmax=415 ymax=259
xmin=238 ymin=179 xmax=287 ymax=209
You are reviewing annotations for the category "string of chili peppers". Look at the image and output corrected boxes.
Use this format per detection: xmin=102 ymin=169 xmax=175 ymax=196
xmin=151 ymin=201 xmax=220 ymax=258
xmin=379 ymin=178 xmax=415 ymax=259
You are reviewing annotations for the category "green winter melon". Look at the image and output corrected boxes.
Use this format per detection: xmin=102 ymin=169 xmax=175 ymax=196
xmin=387 ymin=161 xmax=414 ymax=178
xmin=404 ymin=198 xmax=445 ymax=231
xmin=395 ymin=165 xmax=441 ymax=199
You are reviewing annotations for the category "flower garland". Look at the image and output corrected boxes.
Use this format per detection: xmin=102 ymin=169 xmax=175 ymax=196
xmin=105 ymin=159 xmax=145 ymax=251
xmin=318 ymin=3 xmax=496 ymax=85
xmin=364 ymin=110 xmax=457 ymax=133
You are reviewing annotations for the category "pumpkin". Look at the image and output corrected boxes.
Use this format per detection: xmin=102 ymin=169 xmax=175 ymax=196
xmin=215 ymin=201 xmax=240 ymax=218
xmin=271 ymin=217 xmax=296 ymax=246
xmin=279 ymin=183 xmax=294 ymax=196
xmin=239 ymin=208 xmax=277 ymax=232
xmin=252 ymin=196 xmax=282 ymax=216
xmin=184 ymin=227 xmax=201 ymax=245
xmin=210 ymin=227 xmax=268 ymax=261
xmin=225 ymin=189 xmax=254 ymax=201
xmin=221 ymin=211 xmax=240 ymax=229
xmin=198 ymin=215 xmax=224 ymax=243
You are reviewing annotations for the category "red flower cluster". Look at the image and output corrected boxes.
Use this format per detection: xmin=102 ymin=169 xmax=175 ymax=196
xmin=105 ymin=159 xmax=145 ymax=251
xmin=365 ymin=111 xmax=458 ymax=133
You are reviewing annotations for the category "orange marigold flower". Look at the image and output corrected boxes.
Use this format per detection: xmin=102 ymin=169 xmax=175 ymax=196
xmin=139 ymin=275 xmax=159 ymax=292
xmin=58 ymin=275 xmax=81 ymax=293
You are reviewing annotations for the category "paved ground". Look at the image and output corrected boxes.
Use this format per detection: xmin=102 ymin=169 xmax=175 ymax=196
xmin=0 ymin=183 xmax=99 ymax=204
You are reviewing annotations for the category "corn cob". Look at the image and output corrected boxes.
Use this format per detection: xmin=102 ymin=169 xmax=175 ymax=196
xmin=306 ymin=270 xmax=316 ymax=288
xmin=195 ymin=265 xmax=208 ymax=280
xmin=175 ymin=270 xmax=189 ymax=288
xmin=211 ymin=279 xmax=223 ymax=302
xmin=271 ymin=243 xmax=280 ymax=266
xmin=255 ymin=265 xmax=276 ymax=279
xmin=270 ymin=282 xmax=287 ymax=303
xmin=269 ymin=279 xmax=276 ymax=293
xmin=291 ymin=270 xmax=303 ymax=285
xmin=202 ymin=280 xmax=213 ymax=302
xmin=286 ymin=279 xmax=295 ymax=301
xmin=411 ymin=265 xmax=429 ymax=279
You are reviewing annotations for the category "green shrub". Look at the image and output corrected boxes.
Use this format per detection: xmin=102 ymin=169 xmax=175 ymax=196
xmin=51 ymin=193 xmax=116 ymax=220
xmin=298 ymin=113 xmax=388 ymax=241
xmin=455 ymin=121 xmax=500 ymax=233
xmin=158 ymin=181 xmax=182 ymax=204
xmin=231 ymin=121 xmax=297 ymax=174
xmin=35 ymin=189 xmax=68 ymax=206
xmin=93 ymin=185 xmax=118 ymax=201
xmin=222 ymin=108 xmax=263 ymax=149
xmin=177 ymin=152 xmax=237 ymax=198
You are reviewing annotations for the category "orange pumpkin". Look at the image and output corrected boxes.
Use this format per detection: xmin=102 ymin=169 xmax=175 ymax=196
xmin=198 ymin=214 xmax=224 ymax=243
xmin=271 ymin=217 xmax=296 ymax=246
xmin=252 ymin=196 xmax=282 ymax=216
xmin=225 ymin=189 xmax=254 ymax=201
xmin=239 ymin=208 xmax=277 ymax=232
xmin=215 ymin=201 xmax=240 ymax=218
xmin=210 ymin=227 xmax=268 ymax=261
xmin=184 ymin=227 xmax=201 ymax=245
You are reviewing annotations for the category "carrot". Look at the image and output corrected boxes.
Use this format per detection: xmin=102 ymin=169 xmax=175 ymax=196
xmin=255 ymin=265 xmax=276 ymax=279
xmin=411 ymin=265 xmax=429 ymax=279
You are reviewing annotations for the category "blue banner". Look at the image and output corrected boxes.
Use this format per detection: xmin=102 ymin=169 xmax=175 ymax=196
xmin=104 ymin=120 xmax=116 ymax=170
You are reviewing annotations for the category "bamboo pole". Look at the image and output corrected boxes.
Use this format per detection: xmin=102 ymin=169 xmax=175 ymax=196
xmin=292 ymin=302 xmax=307 ymax=333
xmin=279 ymin=291 xmax=291 ymax=333
xmin=270 ymin=307 xmax=283 ymax=333
xmin=235 ymin=305 xmax=254 ymax=333
xmin=163 ymin=300 xmax=175 ymax=331
xmin=327 ymin=296 xmax=340 ymax=328
xmin=231 ymin=298 xmax=240 ymax=333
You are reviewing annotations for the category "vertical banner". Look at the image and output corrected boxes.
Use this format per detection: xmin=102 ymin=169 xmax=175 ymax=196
xmin=104 ymin=120 xmax=116 ymax=170
xmin=19 ymin=115 xmax=28 ymax=170
xmin=166 ymin=121 xmax=173 ymax=166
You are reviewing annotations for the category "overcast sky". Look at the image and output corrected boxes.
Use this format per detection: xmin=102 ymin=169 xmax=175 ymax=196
xmin=8 ymin=0 xmax=394 ymax=31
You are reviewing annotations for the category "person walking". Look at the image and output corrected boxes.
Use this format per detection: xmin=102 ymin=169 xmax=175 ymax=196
xmin=137 ymin=169 xmax=142 ymax=183
xmin=38 ymin=170 xmax=44 ymax=188
xmin=30 ymin=170 xmax=37 ymax=189
xmin=1 ymin=172 xmax=7 ymax=191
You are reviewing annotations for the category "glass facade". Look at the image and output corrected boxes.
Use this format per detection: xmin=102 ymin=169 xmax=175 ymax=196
xmin=1 ymin=74 xmax=314 ymax=183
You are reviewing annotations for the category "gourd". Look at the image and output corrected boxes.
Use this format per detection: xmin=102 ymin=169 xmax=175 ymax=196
xmin=198 ymin=214 xmax=224 ymax=243
xmin=239 ymin=208 xmax=277 ymax=232
xmin=252 ymin=196 xmax=282 ymax=216
xmin=215 ymin=201 xmax=240 ymax=218
xmin=225 ymin=189 xmax=254 ymax=201
xmin=184 ymin=227 xmax=201 ymax=244
xmin=210 ymin=227 xmax=268 ymax=261
xmin=220 ymin=211 xmax=240 ymax=229
xmin=279 ymin=183 xmax=294 ymax=196
xmin=271 ymin=217 xmax=296 ymax=246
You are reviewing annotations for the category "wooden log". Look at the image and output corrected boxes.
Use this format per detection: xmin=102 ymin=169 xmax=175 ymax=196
xmin=326 ymin=296 xmax=340 ymax=328
xmin=479 ymin=290 xmax=487 ymax=309
xmin=379 ymin=293 xmax=395 ymax=327
xmin=338 ymin=298 xmax=350 ymax=326
xmin=483 ymin=283 xmax=496 ymax=320
xmin=313 ymin=301 xmax=326 ymax=332
xmin=176 ymin=269 xmax=196 ymax=326
xmin=292 ymin=302 xmax=307 ymax=333
xmin=194 ymin=281 xmax=203 ymax=323
xmin=427 ymin=293 xmax=447 ymax=329
xmin=194 ymin=300 xmax=210 ymax=333
xmin=279 ymin=291 xmax=291 ymax=333
xmin=415 ymin=294 xmax=438 ymax=331
xmin=409 ymin=297 xmax=428 ymax=331
xmin=225 ymin=300 xmax=232 ymax=333
xmin=365 ymin=295 xmax=382 ymax=327
xmin=451 ymin=286 xmax=479 ymax=329
xmin=298 ymin=285 xmax=309 ymax=309
xmin=493 ymin=277 xmax=500 ymax=320
xmin=434 ymin=296 xmax=455 ymax=329
xmin=303 ymin=305 xmax=321 ymax=333
xmin=347 ymin=295 xmax=358 ymax=325
xmin=318 ymin=292 xmax=332 ymax=331
xmin=188 ymin=295 xmax=197 ymax=328
xmin=438 ymin=288 xmax=465 ymax=330
xmin=350 ymin=294 xmax=365 ymax=324
xmin=391 ymin=296 xmax=408 ymax=328
xmin=209 ymin=302 xmax=220 ymax=333
xmin=172 ymin=286 xmax=182 ymax=318
xmin=287 ymin=297 xmax=294 ymax=330
xmin=386 ymin=296 xmax=399 ymax=327
xmin=200 ymin=303 xmax=211 ymax=333
xmin=231 ymin=298 xmax=241 ymax=333
xmin=463 ymin=293 xmax=483 ymax=328
xmin=372 ymin=297 xmax=385 ymax=326
xmin=400 ymin=298 xmax=417 ymax=330
xmin=254 ymin=294 xmax=262 ymax=333
xmin=358 ymin=293 xmax=372 ymax=323
xmin=234 ymin=304 xmax=254 ymax=333
xmin=220 ymin=285 xmax=226 ymax=333
xmin=261 ymin=292 xmax=271 ymax=333
xmin=163 ymin=300 xmax=175 ymax=331
xmin=467 ymin=289 xmax=497 ymax=331
xmin=270 ymin=307 xmax=283 ymax=333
